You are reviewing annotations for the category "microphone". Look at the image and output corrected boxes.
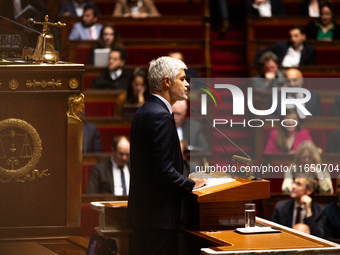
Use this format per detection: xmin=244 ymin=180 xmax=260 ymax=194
xmin=197 ymin=109 xmax=261 ymax=180
xmin=190 ymin=107 xmax=232 ymax=169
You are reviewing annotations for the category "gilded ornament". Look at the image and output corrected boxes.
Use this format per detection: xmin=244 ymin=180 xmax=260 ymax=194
xmin=69 ymin=78 xmax=79 ymax=89
xmin=0 ymin=118 xmax=48 ymax=183
xmin=26 ymin=79 xmax=62 ymax=89
xmin=0 ymin=80 xmax=2 ymax=88
xmin=67 ymin=94 xmax=85 ymax=120
xmin=8 ymin=79 xmax=19 ymax=90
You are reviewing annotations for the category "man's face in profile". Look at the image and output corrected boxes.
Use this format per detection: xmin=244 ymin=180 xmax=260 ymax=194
xmin=289 ymin=29 xmax=306 ymax=49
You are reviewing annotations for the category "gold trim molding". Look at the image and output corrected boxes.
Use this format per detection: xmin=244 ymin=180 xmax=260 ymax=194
xmin=69 ymin=78 xmax=79 ymax=89
xmin=9 ymin=79 xmax=19 ymax=90
xmin=0 ymin=118 xmax=48 ymax=183
xmin=26 ymin=79 xmax=62 ymax=89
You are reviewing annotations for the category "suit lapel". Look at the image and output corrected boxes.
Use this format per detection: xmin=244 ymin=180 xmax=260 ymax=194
xmin=105 ymin=159 xmax=114 ymax=193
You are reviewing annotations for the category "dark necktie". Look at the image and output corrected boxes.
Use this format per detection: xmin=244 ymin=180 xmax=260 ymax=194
xmin=295 ymin=206 xmax=302 ymax=225
xmin=119 ymin=166 xmax=127 ymax=196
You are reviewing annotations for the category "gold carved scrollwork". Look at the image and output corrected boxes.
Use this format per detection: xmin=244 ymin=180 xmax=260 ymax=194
xmin=0 ymin=118 xmax=48 ymax=183
xmin=67 ymin=94 xmax=85 ymax=121
xmin=26 ymin=79 xmax=62 ymax=89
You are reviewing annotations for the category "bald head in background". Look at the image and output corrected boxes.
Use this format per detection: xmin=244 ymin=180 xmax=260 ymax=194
xmin=285 ymin=68 xmax=304 ymax=88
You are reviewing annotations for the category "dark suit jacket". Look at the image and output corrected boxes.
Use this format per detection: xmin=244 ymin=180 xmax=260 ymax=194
xmin=57 ymin=0 xmax=99 ymax=18
xmin=326 ymin=129 xmax=340 ymax=153
xmin=83 ymin=121 xmax=103 ymax=153
xmin=331 ymin=95 xmax=340 ymax=117
xmin=273 ymin=90 xmax=322 ymax=117
xmin=272 ymin=198 xmax=326 ymax=237
xmin=87 ymin=158 xmax=114 ymax=193
xmin=325 ymin=201 xmax=340 ymax=238
xmin=128 ymin=95 xmax=195 ymax=230
xmin=91 ymin=69 xmax=131 ymax=90
xmin=181 ymin=119 xmax=210 ymax=153
xmin=305 ymin=21 xmax=340 ymax=40
xmin=247 ymin=0 xmax=286 ymax=16
xmin=254 ymin=42 xmax=316 ymax=66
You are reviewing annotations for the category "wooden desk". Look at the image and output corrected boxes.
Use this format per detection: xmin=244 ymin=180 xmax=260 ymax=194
xmin=198 ymin=218 xmax=340 ymax=254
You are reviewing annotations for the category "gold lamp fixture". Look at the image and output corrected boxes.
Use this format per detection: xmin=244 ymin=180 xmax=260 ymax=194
xmin=26 ymin=15 xmax=66 ymax=63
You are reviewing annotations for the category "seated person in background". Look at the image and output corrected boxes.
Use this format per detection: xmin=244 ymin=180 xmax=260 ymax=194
xmin=89 ymin=23 xmax=125 ymax=65
xmin=91 ymin=48 xmax=131 ymax=90
xmin=330 ymin=95 xmax=340 ymax=117
xmin=282 ymin=141 xmax=333 ymax=195
xmin=168 ymin=50 xmax=200 ymax=84
xmin=273 ymin=68 xmax=322 ymax=117
xmin=87 ymin=136 xmax=130 ymax=194
xmin=293 ymin=223 xmax=311 ymax=234
xmin=254 ymin=27 xmax=316 ymax=67
xmin=181 ymin=140 xmax=195 ymax=177
xmin=264 ymin=107 xmax=313 ymax=154
xmin=172 ymin=100 xmax=210 ymax=154
xmin=326 ymin=127 xmax=340 ymax=153
xmin=325 ymin=175 xmax=340 ymax=238
xmin=247 ymin=0 xmax=285 ymax=17
xmin=58 ymin=0 xmax=99 ymax=18
xmin=252 ymin=51 xmax=286 ymax=91
xmin=305 ymin=1 xmax=340 ymax=41
xmin=114 ymin=68 xmax=150 ymax=116
xmin=273 ymin=176 xmax=327 ymax=237
xmin=78 ymin=108 xmax=103 ymax=153
xmin=299 ymin=0 xmax=320 ymax=17
xmin=112 ymin=0 xmax=160 ymax=18
xmin=68 ymin=5 xmax=102 ymax=41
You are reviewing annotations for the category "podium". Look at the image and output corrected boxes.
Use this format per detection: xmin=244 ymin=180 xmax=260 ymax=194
xmin=0 ymin=61 xmax=85 ymax=238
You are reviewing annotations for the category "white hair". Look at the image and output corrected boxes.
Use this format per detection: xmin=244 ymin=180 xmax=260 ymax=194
xmin=172 ymin=100 xmax=187 ymax=113
xmin=148 ymin=56 xmax=187 ymax=93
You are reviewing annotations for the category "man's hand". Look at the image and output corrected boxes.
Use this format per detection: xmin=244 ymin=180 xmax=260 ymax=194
xmin=300 ymin=194 xmax=313 ymax=217
xmin=190 ymin=177 xmax=209 ymax=190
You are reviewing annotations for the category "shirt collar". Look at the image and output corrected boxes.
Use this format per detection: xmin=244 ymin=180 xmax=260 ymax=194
xmin=152 ymin=94 xmax=173 ymax=114
xmin=109 ymin=69 xmax=123 ymax=80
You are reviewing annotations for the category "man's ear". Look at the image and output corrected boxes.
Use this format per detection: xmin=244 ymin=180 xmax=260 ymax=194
xmin=306 ymin=188 xmax=313 ymax=196
xmin=163 ymin=76 xmax=171 ymax=89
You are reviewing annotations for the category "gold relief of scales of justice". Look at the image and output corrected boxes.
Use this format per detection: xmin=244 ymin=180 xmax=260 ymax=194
xmin=0 ymin=128 xmax=32 ymax=170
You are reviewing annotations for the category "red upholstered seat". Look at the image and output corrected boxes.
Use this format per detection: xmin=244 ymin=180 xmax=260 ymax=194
xmin=84 ymin=101 xmax=117 ymax=117
xmin=98 ymin=127 xmax=131 ymax=152
xmin=82 ymin=74 xmax=97 ymax=90
xmin=81 ymin=204 xmax=99 ymax=237
xmin=82 ymin=163 xmax=94 ymax=193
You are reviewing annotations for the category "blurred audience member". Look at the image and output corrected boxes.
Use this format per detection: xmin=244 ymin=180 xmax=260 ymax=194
xmin=180 ymin=140 xmax=195 ymax=177
xmin=325 ymin=175 xmax=340 ymax=238
xmin=253 ymin=51 xmax=286 ymax=91
xmin=210 ymin=0 xmax=229 ymax=37
xmin=83 ymin=121 xmax=103 ymax=153
xmin=273 ymin=176 xmax=326 ymax=237
xmin=326 ymin=127 xmax=340 ymax=153
xmin=0 ymin=0 xmax=50 ymax=48
xmin=282 ymin=141 xmax=333 ymax=194
xmin=68 ymin=5 xmax=102 ymax=40
xmin=168 ymin=50 xmax=199 ymax=84
xmin=87 ymin=136 xmax=130 ymax=194
xmin=272 ymin=68 xmax=322 ymax=117
xmin=293 ymin=223 xmax=311 ymax=234
xmin=299 ymin=0 xmax=320 ymax=17
xmin=91 ymin=48 xmax=131 ymax=90
xmin=264 ymin=108 xmax=313 ymax=154
xmin=305 ymin=1 xmax=340 ymax=41
xmin=172 ymin=101 xmax=210 ymax=153
xmin=114 ymin=68 xmax=150 ymax=116
xmin=254 ymin=27 xmax=316 ymax=67
xmin=112 ymin=0 xmax=160 ymax=18
xmin=58 ymin=0 xmax=99 ymax=18
xmin=330 ymin=95 xmax=340 ymax=117
xmin=89 ymin=23 xmax=125 ymax=65
xmin=247 ymin=0 xmax=285 ymax=17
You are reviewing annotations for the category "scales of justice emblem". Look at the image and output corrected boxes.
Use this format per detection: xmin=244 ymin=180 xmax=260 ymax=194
xmin=0 ymin=118 xmax=49 ymax=183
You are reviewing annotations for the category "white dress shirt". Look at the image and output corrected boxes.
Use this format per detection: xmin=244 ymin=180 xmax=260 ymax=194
xmin=73 ymin=0 xmax=85 ymax=16
xmin=109 ymin=69 xmax=123 ymax=81
xmin=252 ymin=0 xmax=272 ymax=17
xmin=111 ymin=158 xmax=130 ymax=196
xmin=282 ymin=45 xmax=304 ymax=67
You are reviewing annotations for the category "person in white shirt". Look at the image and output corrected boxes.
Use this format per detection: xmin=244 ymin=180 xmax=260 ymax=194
xmin=87 ymin=136 xmax=130 ymax=195
xmin=248 ymin=0 xmax=286 ymax=17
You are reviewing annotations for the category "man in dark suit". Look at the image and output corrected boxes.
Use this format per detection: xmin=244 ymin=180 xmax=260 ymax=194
xmin=91 ymin=48 xmax=131 ymax=90
xmin=254 ymin=27 xmax=316 ymax=67
xmin=325 ymin=175 xmax=340 ymax=238
xmin=172 ymin=100 xmax=210 ymax=153
xmin=272 ymin=176 xmax=326 ymax=237
xmin=273 ymin=68 xmax=322 ymax=117
xmin=87 ymin=136 xmax=130 ymax=194
xmin=83 ymin=121 xmax=102 ymax=153
xmin=128 ymin=56 xmax=208 ymax=255
xmin=58 ymin=0 xmax=99 ymax=18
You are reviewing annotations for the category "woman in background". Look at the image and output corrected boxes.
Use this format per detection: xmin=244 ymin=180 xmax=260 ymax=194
xmin=89 ymin=23 xmax=125 ymax=65
xmin=305 ymin=1 xmax=340 ymax=40
xmin=112 ymin=0 xmax=160 ymax=18
xmin=264 ymin=108 xmax=313 ymax=154
xmin=282 ymin=140 xmax=333 ymax=194
xmin=114 ymin=68 xmax=150 ymax=116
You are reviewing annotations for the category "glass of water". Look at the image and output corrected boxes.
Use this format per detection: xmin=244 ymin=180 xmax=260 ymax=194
xmin=244 ymin=203 xmax=256 ymax=228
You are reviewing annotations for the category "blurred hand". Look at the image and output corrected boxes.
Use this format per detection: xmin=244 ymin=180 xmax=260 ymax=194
xmin=265 ymin=72 xmax=276 ymax=79
xmin=130 ymin=13 xmax=149 ymax=19
xmin=300 ymin=194 xmax=312 ymax=217
xmin=190 ymin=177 xmax=209 ymax=190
